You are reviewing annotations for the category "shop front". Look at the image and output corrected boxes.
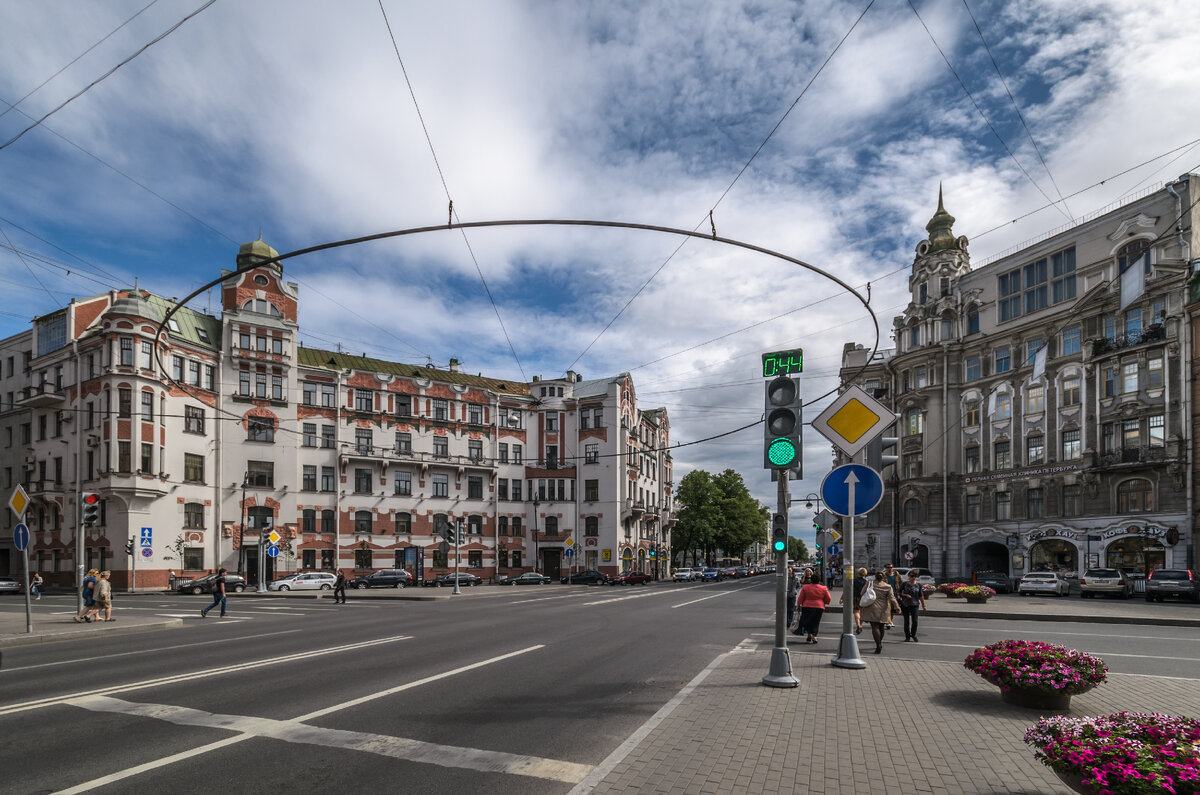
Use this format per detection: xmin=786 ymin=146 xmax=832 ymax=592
xmin=1098 ymin=525 xmax=1171 ymax=574
xmin=1027 ymin=528 xmax=1081 ymax=575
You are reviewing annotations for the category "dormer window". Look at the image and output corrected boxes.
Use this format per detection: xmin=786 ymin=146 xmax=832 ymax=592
xmin=241 ymin=299 xmax=281 ymax=317
xmin=253 ymin=274 xmax=269 ymax=286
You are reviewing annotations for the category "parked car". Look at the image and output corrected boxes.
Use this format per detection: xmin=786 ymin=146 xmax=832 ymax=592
xmin=507 ymin=572 xmax=552 ymax=585
xmin=1144 ymin=569 xmax=1199 ymax=603
xmin=176 ymin=573 xmax=247 ymax=595
xmin=700 ymin=567 xmax=723 ymax=582
xmin=1017 ymin=571 xmax=1071 ymax=596
xmin=735 ymin=566 xmax=751 ymax=578
xmin=673 ymin=568 xmax=697 ymax=582
xmin=1079 ymin=568 xmax=1133 ymax=599
xmin=721 ymin=566 xmax=740 ymax=579
xmin=610 ymin=571 xmax=654 ymax=586
xmin=268 ymin=572 xmax=336 ymax=591
xmin=432 ymin=572 xmax=483 ymax=587
xmin=351 ymin=569 xmax=412 ymax=589
xmin=902 ymin=567 xmax=936 ymax=588
xmin=973 ymin=571 xmax=1011 ymax=594
xmin=562 ymin=569 xmax=609 ymax=585
xmin=0 ymin=575 xmax=23 ymax=594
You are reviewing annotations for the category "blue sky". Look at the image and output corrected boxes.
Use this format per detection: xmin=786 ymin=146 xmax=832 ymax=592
xmin=3 ymin=0 xmax=1200 ymax=549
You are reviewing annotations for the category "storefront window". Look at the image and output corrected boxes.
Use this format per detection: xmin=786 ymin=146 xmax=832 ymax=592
xmin=1104 ymin=535 xmax=1165 ymax=574
xmin=1029 ymin=539 xmax=1078 ymax=574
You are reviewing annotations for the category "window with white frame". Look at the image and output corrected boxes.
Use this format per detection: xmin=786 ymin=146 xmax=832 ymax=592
xmin=302 ymin=423 xmax=316 ymax=447
xmin=585 ymin=443 xmax=598 ymax=464
xmin=394 ymin=471 xmax=411 ymax=496
xmin=433 ymin=436 xmax=448 ymax=457
xmin=1062 ymin=376 xmax=1081 ymax=406
xmin=995 ymin=393 xmax=1011 ymax=420
xmin=432 ymin=473 xmax=448 ymax=497
xmin=964 ymin=399 xmax=980 ymax=427
xmin=1062 ymin=429 xmax=1081 ymax=460
xmin=1026 ymin=385 xmax=1044 ymax=414
xmin=1122 ymin=361 xmax=1138 ymax=394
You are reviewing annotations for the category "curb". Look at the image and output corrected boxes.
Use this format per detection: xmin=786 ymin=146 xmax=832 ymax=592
xmin=0 ymin=618 xmax=183 ymax=649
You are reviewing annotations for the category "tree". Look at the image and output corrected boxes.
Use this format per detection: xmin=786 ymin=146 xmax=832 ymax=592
xmin=675 ymin=469 xmax=767 ymax=565
xmin=674 ymin=470 xmax=720 ymax=566
xmin=787 ymin=537 xmax=809 ymax=563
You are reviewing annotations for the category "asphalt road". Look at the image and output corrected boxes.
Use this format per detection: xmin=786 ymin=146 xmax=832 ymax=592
xmin=2 ymin=579 xmax=1197 ymax=794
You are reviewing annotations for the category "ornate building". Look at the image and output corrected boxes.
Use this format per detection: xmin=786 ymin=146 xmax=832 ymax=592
xmin=0 ymin=241 xmax=673 ymax=588
xmin=838 ymin=175 xmax=1198 ymax=581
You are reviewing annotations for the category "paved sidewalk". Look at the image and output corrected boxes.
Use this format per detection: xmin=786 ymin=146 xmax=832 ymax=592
xmin=581 ymin=635 xmax=1200 ymax=794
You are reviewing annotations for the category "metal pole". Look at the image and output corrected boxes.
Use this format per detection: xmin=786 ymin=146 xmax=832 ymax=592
xmin=22 ymin=544 xmax=32 ymax=634
xmin=453 ymin=518 xmax=462 ymax=595
xmin=832 ymin=476 xmax=865 ymax=669
xmin=257 ymin=521 xmax=267 ymax=594
xmin=763 ymin=471 xmax=798 ymax=687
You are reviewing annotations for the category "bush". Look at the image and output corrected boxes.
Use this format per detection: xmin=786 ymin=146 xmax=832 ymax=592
xmin=964 ymin=639 xmax=1108 ymax=695
xmin=939 ymin=582 xmax=969 ymax=596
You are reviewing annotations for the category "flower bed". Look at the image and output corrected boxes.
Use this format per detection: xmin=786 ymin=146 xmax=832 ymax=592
xmin=1024 ymin=711 xmax=1200 ymax=795
xmin=953 ymin=585 xmax=996 ymax=600
xmin=964 ymin=639 xmax=1108 ymax=695
xmin=939 ymin=582 xmax=970 ymax=597
xmin=921 ymin=584 xmax=937 ymax=597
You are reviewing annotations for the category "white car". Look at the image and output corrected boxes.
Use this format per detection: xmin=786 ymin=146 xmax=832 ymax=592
xmin=673 ymin=568 xmax=697 ymax=582
xmin=1018 ymin=571 xmax=1071 ymax=597
xmin=901 ymin=567 xmax=935 ymax=588
xmin=268 ymin=572 xmax=337 ymax=591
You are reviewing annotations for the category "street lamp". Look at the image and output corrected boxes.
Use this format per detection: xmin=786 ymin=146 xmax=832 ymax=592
xmin=532 ymin=494 xmax=540 ymax=574
xmin=237 ymin=474 xmax=250 ymax=577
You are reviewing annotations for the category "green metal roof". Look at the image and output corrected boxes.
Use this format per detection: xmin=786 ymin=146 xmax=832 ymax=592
xmin=142 ymin=294 xmax=222 ymax=351
xmin=297 ymin=347 xmax=530 ymax=395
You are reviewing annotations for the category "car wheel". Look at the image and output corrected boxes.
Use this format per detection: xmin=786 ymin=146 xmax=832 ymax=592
xmin=233 ymin=584 xmax=245 ymax=593
xmin=436 ymin=581 xmax=442 ymax=587
xmin=321 ymin=584 xmax=332 ymax=590
xmin=280 ymin=585 xmax=290 ymax=591
xmin=356 ymin=582 xmax=367 ymax=589
xmin=393 ymin=582 xmax=400 ymax=588
xmin=191 ymin=586 xmax=202 ymax=595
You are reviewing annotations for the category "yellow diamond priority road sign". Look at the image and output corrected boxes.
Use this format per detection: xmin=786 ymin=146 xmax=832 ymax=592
xmin=811 ymin=385 xmax=893 ymax=458
xmin=268 ymin=530 xmax=281 ymax=545
xmin=9 ymin=484 xmax=30 ymax=520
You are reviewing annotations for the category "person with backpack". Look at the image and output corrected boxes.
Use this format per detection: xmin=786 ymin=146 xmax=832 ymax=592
xmin=858 ymin=571 xmax=901 ymax=654
xmin=200 ymin=568 xmax=228 ymax=618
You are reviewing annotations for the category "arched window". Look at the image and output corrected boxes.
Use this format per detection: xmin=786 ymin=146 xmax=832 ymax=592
xmin=1116 ymin=479 xmax=1154 ymax=512
xmin=395 ymin=512 xmax=411 ymax=534
xmin=241 ymin=298 xmax=281 ymax=317
xmin=940 ymin=311 xmax=955 ymax=341
xmin=432 ymin=513 xmax=448 ymax=537
xmin=966 ymin=305 xmax=980 ymax=335
xmin=909 ymin=321 xmax=921 ymax=348
xmin=904 ymin=498 xmax=920 ymax=524
xmin=1117 ymin=240 xmax=1151 ymax=276
xmin=354 ymin=510 xmax=373 ymax=533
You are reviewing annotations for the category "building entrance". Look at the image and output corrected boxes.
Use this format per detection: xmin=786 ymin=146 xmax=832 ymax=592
xmin=965 ymin=541 xmax=1008 ymax=576
xmin=543 ymin=549 xmax=561 ymax=580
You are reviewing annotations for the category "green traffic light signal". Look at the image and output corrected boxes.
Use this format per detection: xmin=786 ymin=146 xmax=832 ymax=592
xmin=766 ymin=437 xmax=798 ymax=467
xmin=772 ymin=538 xmax=786 ymax=553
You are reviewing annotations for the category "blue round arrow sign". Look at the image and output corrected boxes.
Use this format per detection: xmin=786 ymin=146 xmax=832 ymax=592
xmin=14 ymin=522 xmax=29 ymax=551
xmin=820 ymin=464 xmax=884 ymax=517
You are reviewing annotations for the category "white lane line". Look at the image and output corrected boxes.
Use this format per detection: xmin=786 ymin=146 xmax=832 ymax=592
xmin=670 ymin=582 xmax=761 ymax=608
xmin=3 ymin=629 xmax=304 ymax=673
xmin=53 ymin=645 xmax=559 ymax=793
xmin=568 ymin=642 xmax=733 ymax=794
xmin=0 ymin=635 xmax=411 ymax=716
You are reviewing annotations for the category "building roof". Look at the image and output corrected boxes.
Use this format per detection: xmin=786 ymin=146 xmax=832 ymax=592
xmin=296 ymin=347 xmax=531 ymax=395
xmin=142 ymin=294 xmax=222 ymax=351
xmin=572 ymin=374 xmax=623 ymax=399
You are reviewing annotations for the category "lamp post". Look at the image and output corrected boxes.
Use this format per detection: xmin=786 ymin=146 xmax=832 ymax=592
xmin=532 ymin=494 xmax=540 ymax=574
xmin=804 ymin=493 xmax=825 ymax=584
xmin=453 ymin=518 xmax=463 ymax=595
xmin=237 ymin=474 xmax=249 ymax=577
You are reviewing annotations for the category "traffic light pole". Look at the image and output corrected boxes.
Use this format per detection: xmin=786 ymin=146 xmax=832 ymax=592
xmin=762 ymin=473 xmax=798 ymax=688
xmin=453 ymin=518 xmax=462 ymax=595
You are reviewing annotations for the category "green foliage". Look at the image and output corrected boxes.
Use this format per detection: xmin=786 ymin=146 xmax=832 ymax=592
xmin=788 ymin=537 xmax=809 ymax=562
xmin=675 ymin=469 xmax=766 ymax=563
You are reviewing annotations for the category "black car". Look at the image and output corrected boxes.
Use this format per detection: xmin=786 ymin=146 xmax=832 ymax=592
xmin=562 ymin=569 xmax=609 ymax=585
xmin=431 ymin=573 xmax=482 ymax=587
xmin=351 ymin=569 xmax=413 ymax=589
xmin=177 ymin=573 xmax=246 ymax=595
xmin=1145 ymin=569 xmax=1199 ymax=602
xmin=974 ymin=571 xmax=1011 ymax=594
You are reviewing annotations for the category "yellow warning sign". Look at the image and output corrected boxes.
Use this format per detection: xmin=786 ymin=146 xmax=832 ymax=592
xmin=826 ymin=399 xmax=882 ymax=444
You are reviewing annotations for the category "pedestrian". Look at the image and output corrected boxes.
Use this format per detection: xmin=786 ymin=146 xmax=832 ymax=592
xmin=882 ymin=563 xmax=903 ymax=629
xmin=89 ymin=571 xmax=113 ymax=622
xmin=837 ymin=566 xmax=869 ymax=634
xmin=796 ymin=572 xmax=832 ymax=643
xmin=859 ymin=571 xmax=900 ymax=654
xmin=31 ymin=571 xmax=43 ymax=600
xmin=200 ymin=567 xmax=228 ymax=618
xmin=786 ymin=566 xmax=800 ymax=629
xmin=898 ymin=568 xmax=927 ymax=642
xmin=333 ymin=569 xmax=347 ymax=604
xmin=73 ymin=569 xmax=99 ymax=623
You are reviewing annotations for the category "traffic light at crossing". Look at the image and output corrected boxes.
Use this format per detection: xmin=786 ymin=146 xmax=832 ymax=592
xmin=81 ymin=492 xmax=101 ymax=527
xmin=124 ymin=540 xmax=134 ymax=556
xmin=771 ymin=513 xmax=787 ymax=553
xmin=865 ymin=414 xmax=900 ymax=473
xmin=763 ymin=375 xmax=802 ymax=472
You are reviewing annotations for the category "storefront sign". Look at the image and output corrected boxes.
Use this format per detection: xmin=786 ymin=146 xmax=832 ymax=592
xmin=963 ymin=464 xmax=1079 ymax=484
xmin=1101 ymin=525 xmax=1166 ymax=539
xmin=1028 ymin=528 xmax=1079 ymax=541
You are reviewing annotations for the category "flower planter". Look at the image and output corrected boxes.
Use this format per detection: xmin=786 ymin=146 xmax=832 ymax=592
xmin=964 ymin=596 xmax=990 ymax=604
xmin=999 ymin=685 xmax=1073 ymax=711
xmin=1052 ymin=770 xmax=1093 ymax=795
xmin=965 ymin=641 xmax=1108 ymax=708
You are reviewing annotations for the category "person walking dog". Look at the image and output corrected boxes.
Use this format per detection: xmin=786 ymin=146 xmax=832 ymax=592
xmin=200 ymin=568 xmax=228 ymax=618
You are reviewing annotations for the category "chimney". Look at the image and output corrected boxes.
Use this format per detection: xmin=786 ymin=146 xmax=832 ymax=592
xmin=566 ymin=370 xmax=577 ymax=383
xmin=449 ymin=358 xmax=459 ymax=372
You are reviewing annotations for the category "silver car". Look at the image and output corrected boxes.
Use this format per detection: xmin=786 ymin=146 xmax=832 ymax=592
xmin=0 ymin=575 xmax=23 ymax=595
xmin=1079 ymin=568 xmax=1133 ymax=599
xmin=1018 ymin=571 xmax=1071 ymax=597
xmin=268 ymin=572 xmax=337 ymax=591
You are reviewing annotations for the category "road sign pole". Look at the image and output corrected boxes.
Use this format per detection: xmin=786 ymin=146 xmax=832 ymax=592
xmin=257 ymin=527 xmax=267 ymax=594
xmin=832 ymin=472 xmax=866 ymax=670
xmin=453 ymin=519 xmax=462 ymax=595
xmin=763 ymin=472 xmax=798 ymax=688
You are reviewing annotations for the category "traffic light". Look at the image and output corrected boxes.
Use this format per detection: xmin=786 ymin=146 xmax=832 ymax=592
xmin=456 ymin=521 xmax=465 ymax=546
xmin=124 ymin=540 xmax=134 ymax=556
xmin=771 ymin=513 xmax=787 ymax=553
xmin=649 ymin=546 xmax=656 ymax=558
xmin=763 ymin=375 xmax=803 ymax=472
xmin=865 ymin=415 xmax=900 ymax=473
xmin=81 ymin=492 xmax=101 ymax=527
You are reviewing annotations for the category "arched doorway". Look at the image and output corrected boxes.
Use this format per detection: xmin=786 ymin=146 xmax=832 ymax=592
xmin=621 ymin=548 xmax=633 ymax=573
xmin=965 ymin=541 xmax=1008 ymax=576
xmin=637 ymin=549 xmax=647 ymax=573
xmin=1030 ymin=539 xmax=1078 ymax=574
xmin=1104 ymin=536 xmax=1165 ymax=574
xmin=901 ymin=542 xmax=929 ymax=569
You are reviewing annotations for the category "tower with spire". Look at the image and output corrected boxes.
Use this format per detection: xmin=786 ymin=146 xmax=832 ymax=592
xmin=896 ymin=186 xmax=974 ymax=349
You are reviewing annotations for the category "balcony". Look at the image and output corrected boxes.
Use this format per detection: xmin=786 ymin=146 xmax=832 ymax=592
xmin=1088 ymin=324 xmax=1167 ymax=358
xmin=17 ymin=383 xmax=67 ymax=409
xmin=1098 ymin=446 xmax=1167 ymax=467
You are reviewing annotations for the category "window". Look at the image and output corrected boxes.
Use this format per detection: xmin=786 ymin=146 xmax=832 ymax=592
xmin=322 ymin=510 xmax=335 ymax=534
xmin=1117 ymin=239 xmax=1152 ymax=276
xmin=1149 ymin=415 xmax=1164 ymax=447
xmin=118 ymin=388 xmax=132 ymax=418
xmin=172 ymin=356 xmax=184 ymax=381
xmin=498 ymin=443 xmax=508 ymax=463
xmin=511 ymin=480 xmax=522 ymax=501
xmin=184 ymin=453 xmax=204 ymax=483
xmin=964 ymin=400 xmax=980 ymax=428
xmin=965 ymin=446 xmax=980 ymax=474
xmin=1027 ymin=487 xmax=1044 ymax=519
xmin=585 ymin=516 xmax=598 ymax=537
xmin=512 ymin=444 xmax=522 ymax=464
xmin=1062 ymin=376 xmax=1080 ymax=407
xmin=1125 ymin=307 xmax=1143 ymax=343
xmin=246 ymin=461 xmax=273 ymax=488
xmin=497 ymin=479 xmax=508 ymax=500
xmin=468 ymin=515 xmax=482 ymax=535
xmin=498 ymin=516 xmax=509 ymax=536
xmin=302 ymin=423 xmax=316 ymax=447
xmin=1062 ymin=429 xmax=1081 ymax=460
xmin=303 ymin=383 xmax=316 ymax=405
xmin=1148 ymin=355 xmax=1163 ymax=389
xmin=185 ymin=405 xmax=205 ymax=434
xmin=1026 ymin=385 xmax=1044 ymax=414
xmin=1023 ymin=258 xmax=1047 ymax=314
xmin=593 ymin=408 xmax=603 ymax=428
xmin=580 ymin=411 xmax=590 ymax=430
xmin=1122 ymin=419 xmax=1139 ymax=450
xmin=585 ymin=443 xmax=598 ymax=464
xmin=909 ymin=323 xmax=920 ymax=347
xmin=182 ymin=502 xmax=204 ymax=531
xmin=1061 ymin=326 xmax=1080 ymax=356
xmin=545 ymin=516 xmax=559 ymax=536
xmin=120 ymin=337 xmax=134 ymax=366
xmin=322 ymin=426 xmax=336 ymax=448
xmin=499 ymin=407 xmax=521 ymax=429
xmin=140 ymin=341 xmax=153 ymax=370
xmin=255 ymin=373 xmax=267 ymax=398
xmin=303 ymin=465 xmax=317 ymax=491
xmin=395 ymin=470 xmax=411 ymax=495
xmin=433 ymin=436 xmax=448 ymax=457
xmin=915 ymin=366 xmax=927 ymax=388
xmin=904 ymin=499 xmax=920 ymax=524
xmin=468 ymin=404 xmax=482 ymax=424
xmin=355 ymin=428 xmax=373 ymax=454
xmin=468 ymin=476 xmax=483 ymax=499
xmin=1062 ymin=484 xmax=1081 ymax=517
xmin=995 ymin=347 xmax=1011 ymax=373
xmin=354 ymin=468 xmax=372 ymax=493
xmin=1026 ymin=435 xmax=1044 ymax=465
xmin=998 ymin=269 xmax=1021 ymax=322
xmin=432 ymin=473 xmax=448 ymax=497
xmin=995 ymin=393 xmax=1011 ymax=420
xmin=940 ymin=312 xmax=953 ymax=341
xmin=1122 ymin=361 xmax=1138 ymax=394
xmin=903 ymin=453 xmax=922 ymax=479
xmin=271 ymin=374 xmax=284 ymax=401
xmin=545 ymin=414 xmax=559 ymax=432
xmin=396 ymin=395 xmax=412 ymax=416
xmin=355 ymin=389 xmax=373 ymax=412
xmin=1103 ymin=365 xmax=1117 ymax=397
xmin=239 ymin=371 xmax=251 ymax=396
xmin=967 ymin=305 xmax=980 ymax=335
xmin=468 ymin=439 xmax=483 ymax=461
xmin=919 ymin=282 xmax=928 ymax=303
xmin=965 ymin=494 xmax=981 ymax=522
xmin=395 ymin=512 xmax=411 ymax=534
xmin=396 ymin=432 xmax=412 ymax=454
xmin=272 ymin=337 xmax=283 ymax=355
xmin=585 ymin=479 xmax=598 ymax=501
xmin=432 ymin=399 xmax=448 ymax=420
xmin=545 ymin=445 xmax=558 ymax=468
xmin=321 ymin=385 xmax=336 ymax=407
xmin=965 ymin=357 xmax=980 ymax=381
xmin=1025 ymin=339 xmax=1043 ymax=367
xmin=247 ymin=417 xmax=275 ymax=442
xmin=302 ymin=509 xmax=316 ymax=533
xmin=995 ymin=491 xmax=1011 ymax=520
xmin=1051 ymin=247 xmax=1076 ymax=303
xmin=994 ymin=441 xmax=1011 ymax=470
xmin=243 ymin=298 xmax=282 ymax=317
xmin=188 ymin=360 xmax=201 ymax=386
xmin=354 ymin=510 xmax=373 ymax=533
xmin=905 ymin=409 xmax=923 ymax=436
xmin=256 ymin=335 xmax=267 ymax=352
xmin=1116 ymin=479 xmax=1153 ymax=512
xmin=204 ymin=365 xmax=215 ymax=391
xmin=467 ymin=550 xmax=482 ymax=569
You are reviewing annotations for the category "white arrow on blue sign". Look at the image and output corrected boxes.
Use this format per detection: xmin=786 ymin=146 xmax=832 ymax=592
xmin=827 ymin=544 xmax=841 ymax=556
xmin=13 ymin=522 xmax=29 ymax=551
xmin=820 ymin=464 xmax=884 ymax=518
xmin=564 ymin=548 xmax=575 ymax=558
xmin=141 ymin=527 xmax=153 ymax=538
xmin=267 ymin=545 xmax=280 ymax=558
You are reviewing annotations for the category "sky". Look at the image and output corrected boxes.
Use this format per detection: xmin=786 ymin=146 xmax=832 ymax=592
xmin=2 ymin=0 xmax=1200 ymax=551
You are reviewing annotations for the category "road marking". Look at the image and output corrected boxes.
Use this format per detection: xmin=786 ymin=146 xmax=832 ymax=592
xmin=0 ymin=635 xmax=411 ymax=715
xmin=0 ymin=629 xmax=306 ymax=672
xmin=670 ymin=582 xmax=760 ymax=608
xmin=52 ymin=645 xmax=560 ymax=793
